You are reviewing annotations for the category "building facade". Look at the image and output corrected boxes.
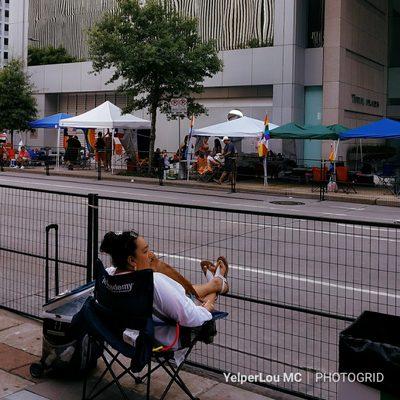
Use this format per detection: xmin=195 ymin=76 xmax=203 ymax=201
xmin=9 ymin=0 xmax=399 ymax=161
xmin=0 ymin=0 xmax=10 ymax=67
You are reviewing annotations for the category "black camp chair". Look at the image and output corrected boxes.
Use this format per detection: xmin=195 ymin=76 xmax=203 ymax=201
xmin=80 ymin=259 xmax=228 ymax=400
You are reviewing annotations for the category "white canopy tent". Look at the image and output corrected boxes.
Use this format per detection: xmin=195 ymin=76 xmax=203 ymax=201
xmin=191 ymin=116 xmax=279 ymax=186
xmin=60 ymin=101 xmax=151 ymax=173
xmin=192 ymin=116 xmax=279 ymax=137
xmin=59 ymin=101 xmax=150 ymax=129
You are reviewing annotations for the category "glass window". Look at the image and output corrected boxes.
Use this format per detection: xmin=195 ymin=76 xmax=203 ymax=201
xmin=307 ymin=0 xmax=325 ymax=48
xmin=4 ymin=52 xmax=8 ymax=60
xmin=389 ymin=9 xmax=400 ymax=67
xmin=4 ymin=24 xmax=8 ymax=31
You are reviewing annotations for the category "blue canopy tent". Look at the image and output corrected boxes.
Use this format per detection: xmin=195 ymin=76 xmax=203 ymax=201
xmin=29 ymin=113 xmax=73 ymax=169
xmin=339 ymin=118 xmax=400 ymax=169
xmin=339 ymin=118 xmax=400 ymax=140
xmin=29 ymin=113 xmax=73 ymax=129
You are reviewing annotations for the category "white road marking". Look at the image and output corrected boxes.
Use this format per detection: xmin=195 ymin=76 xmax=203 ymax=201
xmin=0 ymin=178 xmax=181 ymax=201
xmin=328 ymin=205 xmax=366 ymax=211
xmin=338 ymin=223 xmax=398 ymax=230
xmin=224 ymin=221 xmax=398 ymax=242
xmin=157 ymin=252 xmax=400 ymax=300
xmin=319 ymin=212 xmax=348 ymax=217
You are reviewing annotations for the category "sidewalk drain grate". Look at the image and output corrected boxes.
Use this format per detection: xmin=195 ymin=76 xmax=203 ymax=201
xmin=270 ymin=200 xmax=305 ymax=206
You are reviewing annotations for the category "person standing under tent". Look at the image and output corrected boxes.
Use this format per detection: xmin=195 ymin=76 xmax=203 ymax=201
xmin=162 ymin=149 xmax=170 ymax=180
xmin=212 ymin=138 xmax=222 ymax=156
xmin=154 ymin=148 xmax=164 ymax=186
xmin=104 ymin=130 xmax=113 ymax=172
xmin=95 ymin=132 xmax=106 ymax=170
xmin=72 ymin=136 xmax=81 ymax=166
xmin=215 ymin=136 xmax=237 ymax=184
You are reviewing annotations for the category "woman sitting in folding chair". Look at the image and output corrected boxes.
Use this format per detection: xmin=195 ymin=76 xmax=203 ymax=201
xmin=80 ymin=231 xmax=229 ymax=400
xmin=100 ymin=230 xmax=229 ymax=348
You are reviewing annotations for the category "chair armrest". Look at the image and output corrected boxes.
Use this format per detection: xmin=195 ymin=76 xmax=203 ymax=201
xmin=211 ymin=311 xmax=229 ymax=320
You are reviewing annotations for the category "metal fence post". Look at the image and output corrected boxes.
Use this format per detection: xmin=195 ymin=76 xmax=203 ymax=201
xmin=45 ymin=147 xmax=50 ymax=176
xmin=87 ymin=193 xmax=99 ymax=283
xmin=92 ymin=194 xmax=99 ymax=275
xmin=45 ymin=224 xmax=59 ymax=302
xmin=87 ymin=194 xmax=94 ymax=283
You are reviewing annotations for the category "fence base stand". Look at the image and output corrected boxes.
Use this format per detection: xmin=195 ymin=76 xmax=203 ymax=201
xmin=230 ymin=159 xmax=237 ymax=193
xmin=319 ymin=183 xmax=326 ymax=201
xmin=44 ymin=165 xmax=55 ymax=176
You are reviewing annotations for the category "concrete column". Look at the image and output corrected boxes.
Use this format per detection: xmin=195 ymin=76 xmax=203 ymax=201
xmin=323 ymin=0 xmax=389 ymax=127
xmin=322 ymin=0 xmax=342 ymax=126
xmin=272 ymin=0 xmax=306 ymax=159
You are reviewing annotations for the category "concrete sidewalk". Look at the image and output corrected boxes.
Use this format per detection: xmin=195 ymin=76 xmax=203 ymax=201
xmin=2 ymin=166 xmax=399 ymax=207
xmin=0 ymin=309 xmax=275 ymax=400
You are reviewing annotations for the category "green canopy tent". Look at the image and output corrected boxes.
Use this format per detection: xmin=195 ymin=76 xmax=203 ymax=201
xmin=266 ymin=123 xmax=345 ymax=185
xmin=327 ymin=124 xmax=349 ymax=135
xmin=270 ymin=123 xmax=340 ymax=140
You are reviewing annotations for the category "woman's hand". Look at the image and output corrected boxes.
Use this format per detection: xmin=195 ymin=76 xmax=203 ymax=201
xmin=202 ymin=300 xmax=215 ymax=312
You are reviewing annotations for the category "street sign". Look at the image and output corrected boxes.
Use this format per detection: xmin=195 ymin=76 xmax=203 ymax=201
xmin=170 ymin=98 xmax=187 ymax=116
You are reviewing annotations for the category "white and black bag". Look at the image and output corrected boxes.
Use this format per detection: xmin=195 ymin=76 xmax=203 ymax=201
xmin=30 ymin=282 xmax=102 ymax=378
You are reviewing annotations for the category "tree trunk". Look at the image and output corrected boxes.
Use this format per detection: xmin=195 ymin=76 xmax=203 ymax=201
xmin=148 ymin=104 xmax=157 ymax=173
xmin=10 ymin=131 xmax=14 ymax=148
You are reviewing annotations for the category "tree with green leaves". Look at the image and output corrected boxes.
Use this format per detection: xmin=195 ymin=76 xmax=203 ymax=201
xmin=88 ymin=0 xmax=223 ymax=167
xmin=28 ymin=45 xmax=78 ymax=66
xmin=0 ymin=60 xmax=38 ymax=146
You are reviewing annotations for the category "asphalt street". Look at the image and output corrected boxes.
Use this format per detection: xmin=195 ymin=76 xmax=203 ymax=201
xmin=0 ymin=173 xmax=399 ymax=400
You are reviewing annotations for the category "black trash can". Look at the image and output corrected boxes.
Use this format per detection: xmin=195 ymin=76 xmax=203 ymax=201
xmin=339 ymin=311 xmax=400 ymax=397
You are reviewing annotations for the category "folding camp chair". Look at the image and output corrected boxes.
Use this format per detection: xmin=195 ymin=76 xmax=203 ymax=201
xmin=311 ymin=166 xmax=328 ymax=192
xmin=81 ymin=259 xmax=228 ymax=400
xmin=376 ymin=164 xmax=397 ymax=195
xmin=336 ymin=166 xmax=357 ymax=194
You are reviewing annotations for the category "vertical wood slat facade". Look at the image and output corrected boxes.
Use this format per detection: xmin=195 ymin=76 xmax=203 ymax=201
xmin=28 ymin=0 xmax=274 ymax=60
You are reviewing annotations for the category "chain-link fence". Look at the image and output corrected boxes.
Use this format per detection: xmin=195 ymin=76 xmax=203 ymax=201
xmin=0 ymin=185 xmax=399 ymax=399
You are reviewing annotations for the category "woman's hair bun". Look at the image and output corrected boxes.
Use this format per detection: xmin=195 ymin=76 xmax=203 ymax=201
xmin=100 ymin=231 xmax=119 ymax=254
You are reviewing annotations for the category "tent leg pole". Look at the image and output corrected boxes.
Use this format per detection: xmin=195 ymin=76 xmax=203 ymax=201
xmin=111 ymin=129 xmax=114 ymax=175
xmin=264 ymin=157 xmax=268 ymax=186
xmin=56 ymin=128 xmax=60 ymax=170
xmin=187 ymin=155 xmax=190 ymax=182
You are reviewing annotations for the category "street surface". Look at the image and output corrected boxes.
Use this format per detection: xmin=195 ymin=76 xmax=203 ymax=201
xmin=0 ymin=173 xmax=398 ymax=400
xmin=0 ymin=172 xmax=399 ymax=222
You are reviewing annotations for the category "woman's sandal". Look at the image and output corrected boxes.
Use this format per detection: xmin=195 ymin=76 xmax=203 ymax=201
xmin=214 ymin=256 xmax=229 ymax=295
xmin=200 ymin=260 xmax=216 ymax=282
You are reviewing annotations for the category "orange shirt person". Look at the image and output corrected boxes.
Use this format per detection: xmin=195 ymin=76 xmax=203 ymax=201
xmin=16 ymin=146 xmax=30 ymax=169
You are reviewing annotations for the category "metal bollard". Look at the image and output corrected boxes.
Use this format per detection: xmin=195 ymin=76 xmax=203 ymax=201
xmin=230 ymin=157 xmax=237 ymax=193
xmin=45 ymin=224 xmax=59 ymax=302
xmin=97 ymin=154 xmax=102 ymax=181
